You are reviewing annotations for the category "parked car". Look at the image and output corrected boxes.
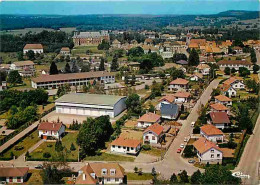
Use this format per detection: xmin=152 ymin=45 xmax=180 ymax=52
xmin=184 ymin=137 xmax=188 ymax=142
xmin=35 ymin=164 xmax=43 ymax=169
xmin=177 ymin=148 xmax=182 ymax=153
xmin=188 ymin=160 xmax=195 ymax=164
xmin=180 ymin=144 xmax=185 ymax=148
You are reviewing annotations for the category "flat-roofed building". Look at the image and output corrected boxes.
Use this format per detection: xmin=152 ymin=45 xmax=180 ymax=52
xmin=31 ymin=71 xmax=115 ymax=89
xmin=55 ymin=93 xmax=126 ymax=118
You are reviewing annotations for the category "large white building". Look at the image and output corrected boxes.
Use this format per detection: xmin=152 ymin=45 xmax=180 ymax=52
xmin=110 ymin=137 xmax=141 ymax=155
xmin=31 ymin=71 xmax=115 ymax=89
xmin=217 ymin=60 xmax=252 ymax=71
xmin=23 ymin=44 xmax=43 ymax=54
xmin=55 ymin=93 xmax=126 ymax=118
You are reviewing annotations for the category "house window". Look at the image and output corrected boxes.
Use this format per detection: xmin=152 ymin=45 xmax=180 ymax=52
xmin=152 ymin=136 xmax=155 ymax=140
xmin=115 ymin=178 xmax=119 ymax=182
xmin=112 ymin=145 xmax=115 ymax=148
xmin=145 ymin=136 xmax=148 ymax=139
xmin=211 ymin=154 xmax=214 ymax=158
xmin=131 ymin=147 xmax=134 ymax=150
xmin=107 ymin=178 xmax=110 ymax=182
xmin=102 ymin=169 xmax=107 ymax=175
xmin=118 ymin=146 xmax=121 ymax=149
xmin=123 ymin=147 xmax=126 ymax=149
xmin=211 ymin=149 xmax=214 ymax=153
xmin=110 ymin=169 xmax=116 ymax=175
xmin=217 ymin=154 xmax=220 ymax=158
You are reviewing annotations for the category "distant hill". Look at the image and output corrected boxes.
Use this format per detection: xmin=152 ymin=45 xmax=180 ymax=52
xmin=206 ymin=10 xmax=260 ymax=20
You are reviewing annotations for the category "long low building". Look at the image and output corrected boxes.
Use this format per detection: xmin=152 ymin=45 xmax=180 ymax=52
xmin=31 ymin=71 xmax=115 ymax=89
xmin=55 ymin=93 xmax=126 ymax=118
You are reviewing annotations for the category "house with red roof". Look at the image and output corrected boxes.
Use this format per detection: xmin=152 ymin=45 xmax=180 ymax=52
xmin=23 ymin=44 xmax=43 ymax=54
xmin=0 ymin=167 xmax=29 ymax=183
xmin=210 ymin=103 xmax=229 ymax=113
xmin=173 ymin=91 xmax=191 ymax=103
xmin=214 ymin=95 xmax=232 ymax=106
xmin=157 ymin=94 xmax=176 ymax=110
xmin=193 ymin=137 xmax=223 ymax=164
xmin=137 ymin=112 xmax=161 ymax=128
xmin=223 ymin=77 xmax=245 ymax=90
xmin=196 ymin=63 xmax=210 ymax=75
xmin=200 ymin=124 xmax=224 ymax=142
xmin=220 ymin=84 xmax=237 ymax=98
xmin=168 ymin=78 xmax=189 ymax=91
xmin=143 ymin=123 xmax=164 ymax=144
xmin=110 ymin=137 xmax=141 ymax=155
xmin=38 ymin=122 xmax=65 ymax=139
xmin=208 ymin=112 xmax=231 ymax=129
xmin=60 ymin=47 xmax=70 ymax=56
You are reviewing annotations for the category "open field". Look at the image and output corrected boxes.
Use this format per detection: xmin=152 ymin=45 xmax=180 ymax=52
xmin=85 ymin=152 xmax=135 ymax=162
xmin=141 ymin=147 xmax=166 ymax=157
xmin=126 ymin=172 xmax=154 ymax=180
xmin=26 ymin=169 xmax=43 ymax=184
xmin=71 ymin=46 xmax=104 ymax=55
xmin=0 ymin=52 xmax=18 ymax=63
xmin=0 ymin=27 xmax=76 ymax=35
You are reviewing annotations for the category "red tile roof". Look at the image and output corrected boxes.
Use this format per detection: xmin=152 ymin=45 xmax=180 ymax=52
xmin=223 ymin=77 xmax=243 ymax=86
xmin=217 ymin=60 xmax=252 ymax=66
xmin=60 ymin=47 xmax=70 ymax=51
xmin=38 ymin=122 xmax=64 ymax=131
xmin=24 ymin=44 xmax=43 ymax=50
xmin=144 ymin=123 xmax=164 ymax=136
xmin=200 ymin=124 xmax=224 ymax=136
xmin=170 ymin=78 xmax=189 ymax=85
xmin=158 ymin=95 xmax=176 ymax=103
xmin=137 ymin=112 xmax=160 ymax=123
xmin=13 ymin=60 xmax=34 ymax=67
xmin=173 ymin=91 xmax=191 ymax=98
xmin=196 ymin=63 xmax=210 ymax=70
xmin=215 ymin=95 xmax=232 ymax=102
xmin=111 ymin=137 xmax=141 ymax=148
xmin=210 ymin=103 xmax=228 ymax=111
xmin=209 ymin=112 xmax=230 ymax=124
xmin=193 ymin=137 xmax=222 ymax=154
xmin=0 ymin=167 xmax=29 ymax=177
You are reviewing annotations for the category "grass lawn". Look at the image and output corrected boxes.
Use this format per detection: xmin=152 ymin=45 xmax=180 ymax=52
xmin=1 ymin=130 xmax=41 ymax=159
xmin=0 ymin=52 xmax=18 ymax=63
xmin=72 ymin=46 xmax=104 ymax=55
xmin=29 ymin=132 xmax=79 ymax=161
xmin=26 ymin=169 xmax=43 ymax=184
xmin=38 ymin=103 xmax=55 ymax=115
xmin=141 ymin=147 xmax=166 ymax=157
xmin=9 ymin=78 xmax=33 ymax=90
xmin=126 ymin=172 xmax=154 ymax=180
xmin=85 ymin=153 xmax=135 ymax=162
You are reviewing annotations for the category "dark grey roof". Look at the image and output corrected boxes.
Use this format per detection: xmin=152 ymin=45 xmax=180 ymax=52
xmin=176 ymin=60 xmax=188 ymax=65
xmin=160 ymin=103 xmax=179 ymax=117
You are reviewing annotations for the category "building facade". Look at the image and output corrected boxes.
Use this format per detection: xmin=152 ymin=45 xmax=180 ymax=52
xmin=73 ymin=31 xmax=109 ymax=46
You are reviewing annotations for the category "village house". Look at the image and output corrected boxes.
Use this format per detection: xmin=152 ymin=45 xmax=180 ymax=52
xmin=72 ymin=31 xmax=109 ymax=46
xmin=215 ymin=95 xmax=232 ymax=106
xmin=60 ymin=47 xmax=70 ymax=56
xmin=0 ymin=167 xmax=29 ymax=183
xmin=157 ymin=94 xmax=176 ymax=110
xmin=0 ymin=81 xmax=7 ymax=91
xmin=137 ymin=112 xmax=161 ymax=128
xmin=23 ymin=44 xmax=43 ymax=54
xmin=173 ymin=91 xmax=191 ymax=103
xmin=110 ymin=137 xmax=141 ymax=155
xmin=75 ymin=163 xmax=125 ymax=184
xmin=31 ymin=71 xmax=115 ymax=89
xmin=223 ymin=77 xmax=245 ymax=90
xmin=127 ymin=62 xmax=140 ymax=72
xmin=143 ymin=123 xmax=164 ymax=144
xmin=217 ymin=60 xmax=252 ymax=71
xmin=193 ymin=137 xmax=223 ymax=164
xmin=210 ymin=103 xmax=229 ymax=113
xmin=233 ymin=46 xmax=243 ymax=54
xmin=38 ymin=122 xmax=65 ymax=139
xmin=144 ymin=38 xmax=153 ymax=45
xmin=10 ymin=60 xmax=35 ymax=77
xmin=208 ymin=112 xmax=231 ymax=129
xmin=189 ymin=73 xmax=203 ymax=82
xmin=196 ymin=63 xmax=210 ymax=75
xmin=221 ymin=85 xmax=237 ymax=97
xmin=160 ymin=103 xmax=179 ymax=120
xmin=55 ymin=93 xmax=126 ymax=118
xmin=112 ymin=39 xmax=121 ymax=48
xmin=168 ymin=78 xmax=189 ymax=91
xmin=200 ymin=124 xmax=224 ymax=143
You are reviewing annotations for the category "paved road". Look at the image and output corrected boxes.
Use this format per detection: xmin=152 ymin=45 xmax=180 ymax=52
xmin=0 ymin=79 xmax=220 ymax=179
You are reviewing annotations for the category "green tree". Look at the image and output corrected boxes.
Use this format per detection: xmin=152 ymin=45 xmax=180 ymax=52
xmin=191 ymin=170 xmax=202 ymax=184
xmin=55 ymin=140 xmax=63 ymax=152
xmin=140 ymin=58 xmax=153 ymax=73
xmin=17 ymin=51 xmax=24 ymax=61
xmin=188 ymin=48 xmax=199 ymax=66
xmin=239 ymin=67 xmax=250 ymax=77
xmin=124 ymin=73 xmax=129 ymax=85
xmin=64 ymin=62 xmax=71 ymax=73
xmin=172 ymin=53 xmax=187 ymax=62
xmin=224 ymin=67 xmax=231 ymax=75
xmin=178 ymin=170 xmax=189 ymax=183
xmin=50 ymin=61 xmax=59 ymax=75
xmin=231 ymin=68 xmax=236 ymax=74
xmin=111 ymin=55 xmax=119 ymax=71
xmin=97 ymin=39 xmax=110 ymax=50
xmin=128 ymin=46 xmax=144 ymax=57
xmin=131 ymin=74 xmax=136 ymax=86
xmin=81 ymin=64 xmax=90 ymax=72
xmin=245 ymin=79 xmax=259 ymax=94
xmin=70 ymin=143 xmax=76 ymax=151
xmin=26 ymin=50 xmax=35 ymax=60
xmin=253 ymin=64 xmax=259 ymax=74
xmin=169 ymin=67 xmax=185 ymax=80
xmin=7 ymin=70 xmax=22 ymax=86
xmin=148 ymin=103 xmax=155 ymax=113
xmin=237 ymin=104 xmax=253 ymax=134
xmin=151 ymin=167 xmax=156 ymax=177
xmin=99 ymin=58 xmax=105 ymax=71
xmin=71 ymin=60 xmax=79 ymax=73
xmin=250 ymin=49 xmax=257 ymax=64
xmin=125 ymin=93 xmax=142 ymax=115
xmin=170 ymin=173 xmax=178 ymax=184
xmin=41 ymin=164 xmax=65 ymax=184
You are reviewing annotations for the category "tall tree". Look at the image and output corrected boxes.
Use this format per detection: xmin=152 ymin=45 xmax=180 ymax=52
xmin=81 ymin=64 xmax=90 ymax=72
xmin=71 ymin=60 xmax=79 ymax=73
xmin=99 ymin=58 xmax=105 ymax=71
xmin=131 ymin=74 xmax=136 ymax=86
xmin=26 ymin=50 xmax=35 ymax=60
xmin=49 ymin=62 xmax=59 ymax=75
xmin=250 ymin=49 xmax=257 ymax=64
xmin=111 ymin=55 xmax=119 ymax=71
xmin=41 ymin=164 xmax=64 ymax=184
xmin=7 ymin=70 xmax=22 ymax=86
xmin=64 ymin=62 xmax=71 ymax=73
xmin=178 ymin=170 xmax=189 ymax=183
xmin=125 ymin=93 xmax=142 ymax=115
xmin=188 ymin=48 xmax=199 ymax=66
xmin=191 ymin=170 xmax=202 ymax=184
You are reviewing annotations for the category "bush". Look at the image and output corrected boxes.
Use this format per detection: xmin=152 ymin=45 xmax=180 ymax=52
xmin=14 ymin=145 xmax=24 ymax=151
xmin=142 ymin=144 xmax=151 ymax=151
xmin=43 ymin=152 xmax=51 ymax=158
xmin=70 ymin=143 xmax=76 ymax=151
xmin=47 ymin=144 xmax=53 ymax=147
xmin=180 ymin=112 xmax=189 ymax=120
xmin=183 ymin=145 xmax=197 ymax=158
xmin=193 ymin=126 xmax=200 ymax=134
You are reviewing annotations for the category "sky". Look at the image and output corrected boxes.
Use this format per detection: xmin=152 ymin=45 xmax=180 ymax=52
xmin=0 ymin=0 xmax=259 ymax=15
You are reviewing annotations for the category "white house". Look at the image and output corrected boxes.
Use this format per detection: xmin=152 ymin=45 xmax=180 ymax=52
xmin=173 ymin=91 xmax=191 ymax=103
xmin=112 ymin=39 xmax=121 ymax=48
xmin=214 ymin=95 xmax=232 ymax=106
xmin=31 ymin=71 xmax=115 ymax=89
xmin=143 ymin=123 xmax=164 ymax=144
xmin=157 ymin=94 xmax=176 ymax=110
xmin=110 ymin=137 xmax=141 ymax=155
xmin=38 ymin=122 xmax=65 ymax=139
xmin=10 ymin=60 xmax=35 ymax=77
xmin=223 ymin=77 xmax=245 ymax=90
xmin=137 ymin=112 xmax=161 ymax=128
xmin=55 ymin=93 xmax=126 ymax=118
xmin=60 ymin=47 xmax=70 ymax=56
xmin=208 ymin=112 xmax=231 ymax=129
xmin=196 ymin=63 xmax=210 ymax=75
xmin=168 ymin=78 xmax=189 ymax=91
xmin=193 ymin=137 xmax=223 ymax=164
xmin=160 ymin=51 xmax=174 ymax=59
xmin=0 ymin=167 xmax=29 ymax=183
xmin=75 ymin=163 xmax=125 ymax=184
xmin=200 ymin=124 xmax=224 ymax=143
xmin=189 ymin=73 xmax=203 ymax=81
xmin=221 ymin=85 xmax=237 ymax=97
xmin=23 ymin=44 xmax=43 ymax=54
